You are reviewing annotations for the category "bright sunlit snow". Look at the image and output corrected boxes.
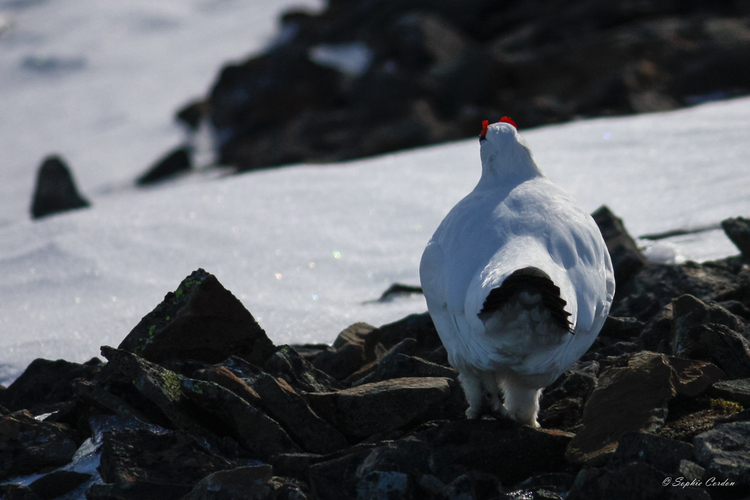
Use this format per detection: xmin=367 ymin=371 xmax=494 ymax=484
xmin=1 ymin=0 xmax=749 ymax=386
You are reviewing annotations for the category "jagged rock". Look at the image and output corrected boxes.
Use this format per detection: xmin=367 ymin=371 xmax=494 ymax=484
xmin=118 ymin=269 xmax=275 ymax=366
xmin=181 ymin=465 xmax=275 ymax=500
xmin=312 ymin=323 xmax=374 ymax=380
xmin=308 ymin=449 xmax=375 ymax=500
xmin=136 ymin=146 xmax=192 ymax=186
xmin=421 ymin=420 xmax=573 ymax=486
xmin=592 ymin=205 xmax=647 ymax=294
xmin=99 ymin=346 xmax=206 ymax=433
xmin=305 ymin=377 xmax=451 ymax=441
xmin=86 ymin=482 xmax=193 ymax=500
xmin=566 ymin=352 xmax=724 ymax=466
xmin=351 ymin=352 xmax=457 ymax=387
xmin=606 ymin=432 xmax=694 ymax=474
xmin=639 ymin=303 xmax=674 ymax=352
xmin=356 ymin=470 xmax=414 ymax=500
xmin=0 ymin=357 xmax=102 ymax=412
xmin=722 ymin=217 xmax=750 ymax=259
xmin=511 ymin=473 xmax=575 ymax=497
xmin=263 ymin=345 xmax=342 ymax=393
xmin=670 ymin=295 xmax=750 ymax=379
xmin=370 ymin=313 xmax=443 ymax=360
xmin=28 ymin=470 xmax=92 ymax=500
xmin=694 ymin=422 xmax=750 ymax=496
xmin=0 ymin=410 xmax=79 ymax=480
xmin=30 ymin=155 xmax=90 ymax=219
xmin=180 ymin=377 xmax=300 ymax=458
xmin=204 ymin=356 xmax=348 ymax=454
xmin=0 ymin=483 xmax=42 ymax=500
xmin=99 ymin=428 xmax=236 ymax=488
xmin=567 ymin=461 xmax=710 ymax=500
xmin=709 ymin=379 xmax=750 ymax=407
xmin=176 ymin=99 xmax=209 ymax=131
xmin=75 ymin=379 xmax=156 ymax=425
xmin=599 ymin=316 xmax=645 ymax=341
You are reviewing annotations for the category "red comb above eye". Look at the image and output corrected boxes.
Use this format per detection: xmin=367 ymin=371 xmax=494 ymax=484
xmin=480 ymin=120 xmax=489 ymax=138
xmin=500 ymin=116 xmax=517 ymax=128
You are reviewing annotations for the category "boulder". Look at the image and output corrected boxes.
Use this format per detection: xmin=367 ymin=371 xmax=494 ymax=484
xmin=263 ymin=345 xmax=342 ymax=393
xmin=305 ymin=377 xmax=452 ymax=441
xmin=591 ymin=205 xmax=647 ymax=295
xmin=566 ymin=352 xmax=724 ymax=466
xmin=709 ymin=379 xmax=750 ymax=407
xmin=98 ymin=428 xmax=236 ymax=488
xmin=722 ymin=217 xmax=750 ymax=259
xmin=117 ymin=269 xmax=275 ymax=366
xmin=27 ymin=470 xmax=92 ymax=500
xmin=694 ymin=421 xmax=750 ymax=498
xmin=208 ymin=356 xmax=348 ymax=454
xmin=136 ymin=146 xmax=192 ymax=186
xmin=30 ymin=155 xmax=90 ymax=219
xmin=0 ymin=409 xmax=79 ymax=480
xmin=180 ymin=465 xmax=275 ymax=500
xmin=0 ymin=357 xmax=102 ymax=412
xmin=180 ymin=377 xmax=300 ymax=458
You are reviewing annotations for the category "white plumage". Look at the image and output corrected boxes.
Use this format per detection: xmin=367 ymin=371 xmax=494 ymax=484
xmin=419 ymin=118 xmax=615 ymax=428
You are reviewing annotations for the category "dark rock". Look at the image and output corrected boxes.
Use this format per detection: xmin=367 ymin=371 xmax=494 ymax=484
xmin=99 ymin=346 xmax=206 ymax=433
xmin=639 ymin=303 xmax=673 ymax=352
xmin=512 ymin=473 xmax=575 ymax=495
xmin=305 ymin=377 xmax=451 ymax=441
xmin=30 ymin=155 xmax=90 ymax=219
xmin=421 ymin=420 xmax=573 ymax=486
xmin=118 ymin=269 xmax=275 ymax=366
xmin=437 ymin=471 xmax=506 ymax=500
xmin=722 ymin=217 xmax=750 ymax=259
xmin=541 ymin=369 xmax=597 ymax=411
xmin=599 ymin=316 xmax=645 ymax=341
xmin=709 ymin=379 xmax=750 ymax=407
xmin=179 ymin=377 xmax=300 ymax=458
xmin=85 ymin=481 xmax=194 ymax=500
xmin=0 ymin=409 xmax=79 ymax=480
xmin=566 ymin=352 xmax=724 ymax=466
xmin=176 ymin=99 xmax=209 ymax=131
xmin=349 ymin=350 xmax=457 ymax=387
xmin=312 ymin=323 xmax=374 ymax=380
xmin=263 ymin=345 xmax=342 ymax=393
xmin=308 ymin=449 xmax=375 ymax=500
xmin=539 ymin=397 xmax=584 ymax=431
xmin=672 ymin=294 xmax=746 ymax=336
xmin=136 ymin=146 xmax=192 ymax=186
xmin=373 ymin=284 xmax=423 ymax=302
xmin=206 ymin=356 xmax=348 ymax=454
xmin=181 ymin=465 xmax=274 ymax=500
xmin=75 ymin=379 xmax=156 ymax=425
xmin=694 ymin=421 xmax=750 ymax=497
xmin=371 ymin=313 xmax=443 ymax=359
xmin=678 ymin=459 xmax=706 ymax=483
xmin=591 ymin=205 xmax=647 ymax=295
xmin=606 ymin=432 xmax=694 ymax=474
xmin=0 ymin=483 xmax=42 ymax=500
xmin=356 ymin=470 xmax=414 ymax=500
xmin=28 ymin=470 xmax=92 ymax=500
xmin=567 ymin=461 xmax=710 ymax=500
xmin=673 ymin=323 xmax=750 ymax=380
xmin=0 ymin=357 xmax=102 ymax=412
xmin=98 ymin=428 xmax=236 ymax=488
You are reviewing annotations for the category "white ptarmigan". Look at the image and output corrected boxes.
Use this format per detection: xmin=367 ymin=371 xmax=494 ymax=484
xmin=419 ymin=117 xmax=615 ymax=428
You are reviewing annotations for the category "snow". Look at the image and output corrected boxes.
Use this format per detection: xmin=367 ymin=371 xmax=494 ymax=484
xmin=1 ymin=0 xmax=750 ymax=387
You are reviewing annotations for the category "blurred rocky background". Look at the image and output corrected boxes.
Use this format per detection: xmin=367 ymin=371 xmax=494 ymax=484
xmin=175 ymin=0 xmax=750 ymax=172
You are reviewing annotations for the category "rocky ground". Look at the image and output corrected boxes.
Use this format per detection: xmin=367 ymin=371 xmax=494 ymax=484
xmin=1 ymin=211 xmax=750 ymax=500
xmin=173 ymin=0 xmax=750 ymax=173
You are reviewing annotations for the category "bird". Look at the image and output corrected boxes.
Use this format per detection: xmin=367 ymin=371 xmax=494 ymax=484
xmin=419 ymin=117 xmax=615 ymax=428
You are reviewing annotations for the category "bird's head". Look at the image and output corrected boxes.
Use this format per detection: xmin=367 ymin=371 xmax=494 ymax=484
xmin=478 ymin=117 xmax=542 ymax=181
